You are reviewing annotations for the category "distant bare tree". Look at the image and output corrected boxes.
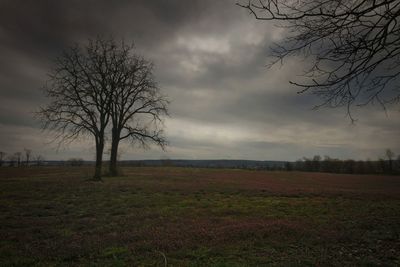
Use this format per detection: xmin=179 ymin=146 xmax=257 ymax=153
xmin=239 ymin=0 xmax=400 ymax=117
xmin=397 ymin=155 xmax=400 ymax=172
xmin=34 ymin=155 xmax=45 ymax=166
xmin=7 ymin=154 xmax=16 ymax=167
xmin=38 ymin=37 xmax=118 ymax=180
xmin=67 ymin=158 xmax=84 ymax=166
xmin=386 ymin=149 xmax=395 ymax=172
xmin=107 ymin=42 xmax=168 ymax=176
xmin=312 ymin=155 xmax=321 ymax=172
xmin=14 ymin=152 xmax=22 ymax=167
xmin=24 ymin=148 xmax=32 ymax=166
xmin=0 ymin=151 xmax=5 ymax=167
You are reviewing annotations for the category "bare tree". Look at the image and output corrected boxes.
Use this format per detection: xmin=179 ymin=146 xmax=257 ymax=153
xmin=386 ymin=148 xmax=395 ymax=172
xmin=38 ymin=37 xmax=118 ymax=180
xmin=24 ymin=148 xmax=32 ymax=166
xmin=108 ymin=43 xmax=168 ymax=176
xmin=34 ymin=154 xmax=45 ymax=166
xmin=14 ymin=152 xmax=22 ymax=167
xmin=397 ymin=155 xmax=400 ymax=172
xmin=0 ymin=151 xmax=5 ymax=167
xmin=67 ymin=158 xmax=84 ymax=166
xmin=238 ymin=0 xmax=400 ymax=117
xmin=8 ymin=154 xmax=16 ymax=167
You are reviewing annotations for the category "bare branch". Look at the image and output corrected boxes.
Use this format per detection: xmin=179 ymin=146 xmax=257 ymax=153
xmin=239 ymin=0 xmax=400 ymax=113
xmin=37 ymin=37 xmax=119 ymax=180
xmin=107 ymin=44 xmax=169 ymax=175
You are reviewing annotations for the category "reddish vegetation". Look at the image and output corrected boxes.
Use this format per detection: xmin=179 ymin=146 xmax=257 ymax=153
xmin=122 ymin=167 xmax=400 ymax=197
xmin=0 ymin=166 xmax=399 ymax=265
xmin=1 ymin=166 xmax=399 ymax=197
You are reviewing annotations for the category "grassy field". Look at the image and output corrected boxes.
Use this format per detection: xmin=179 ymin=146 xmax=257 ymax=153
xmin=0 ymin=167 xmax=400 ymax=266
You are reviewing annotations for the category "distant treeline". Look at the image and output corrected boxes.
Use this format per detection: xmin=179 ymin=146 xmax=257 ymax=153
xmin=129 ymin=150 xmax=400 ymax=175
xmin=121 ymin=159 xmax=287 ymax=169
xmin=287 ymin=152 xmax=400 ymax=175
xmin=125 ymin=156 xmax=400 ymax=175
xmin=0 ymin=149 xmax=45 ymax=167
xmin=1 ymin=149 xmax=399 ymax=175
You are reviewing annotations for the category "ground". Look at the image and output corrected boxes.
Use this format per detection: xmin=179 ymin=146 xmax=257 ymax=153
xmin=0 ymin=166 xmax=399 ymax=266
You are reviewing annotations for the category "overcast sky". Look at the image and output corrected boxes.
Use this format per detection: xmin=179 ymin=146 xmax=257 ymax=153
xmin=0 ymin=0 xmax=399 ymax=161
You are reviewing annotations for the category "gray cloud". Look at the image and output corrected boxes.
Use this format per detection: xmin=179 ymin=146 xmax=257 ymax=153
xmin=0 ymin=0 xmax=399 ymax=161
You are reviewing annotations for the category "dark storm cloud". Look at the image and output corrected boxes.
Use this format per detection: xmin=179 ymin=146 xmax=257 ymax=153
xmin=0 ymin=0 xmax=241 ymax=99
xmin=0 ymin=0 xmax=398 ymax=160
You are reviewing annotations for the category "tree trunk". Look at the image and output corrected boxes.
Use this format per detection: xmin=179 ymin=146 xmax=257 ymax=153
xmin=109 ymin=128 xmax=120 ymax=176
xmin=93 ymin=139 xmax=104 ymax=180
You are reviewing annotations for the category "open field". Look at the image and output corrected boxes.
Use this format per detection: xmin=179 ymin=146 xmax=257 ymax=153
xmin=1 ymin=167 xmax=400 ymax=266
